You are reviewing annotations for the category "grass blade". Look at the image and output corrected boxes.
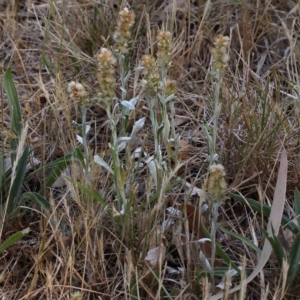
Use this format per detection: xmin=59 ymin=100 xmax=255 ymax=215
xmin=212 ymin=148 xmax=288 ymax=299
xmin=219 ymin=226 xmax=261 ymax=254
xmin=20 ymin=192 xmax=51 ymax=212
xmin=294 ymin=189 xmax=300 ymax=227
xmin=261 ymin=227 xmax=286 ymax=268
xmin=6 ymin=145 xmax=30 ymax=219
xmin=287 ymin=233 xmax=300 ymax=287
xmin=0 ymin=228 xmax=29 ymax=254
xmin=201 ymin=222 xmax=240 ymax=273
xmin=229 ymin=193 xmax=300 ymax=234
xmin=4 ymin=67 xmax=22 ymax=163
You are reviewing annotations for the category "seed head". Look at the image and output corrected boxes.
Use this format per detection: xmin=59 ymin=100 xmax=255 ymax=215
xmin=67 ymin=81 xmax=87 ymax=104
xmin=212 ymin=35 xmax=230 ymax=74
xmin=97 ymin=48 xmax=116 ymax=102
xmin=208 ymin=164 xmax=227 ymax=200
xmin=114 ymin=7 xmax=135 ymax=53
xmin=165 ymin=78 xmax=176 ymax=96
xmin=157 ymin=31 xmax=172 ymax=69
xmin=141 ymin=54 xmax=156 ymax=75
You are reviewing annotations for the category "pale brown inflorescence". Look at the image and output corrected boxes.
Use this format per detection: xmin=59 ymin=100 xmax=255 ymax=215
xmin=97 ymin=48 xmax=116 ymax=102
xmin=208 ymin=164 xmax=227 ymax=200
xmin=67 ymin=81 xmax=87 ymax=104
xmin=140 ymin=54 xmax=160 ymax=94
xmin=113 ymin=7 xmax=135 ymax=54
xmin=156 ymin=30 xmax=172 ymax=69
xmin=165 ymin=78 xmax=176 ymax=96
xmin=141 ymin=54 xmax=156 ymax=75
xmin=211 ymin=35 xmax=230 ymax=74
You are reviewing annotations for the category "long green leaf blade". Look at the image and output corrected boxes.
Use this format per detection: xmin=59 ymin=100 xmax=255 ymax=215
xmin=294 ymin=189 xmax=300 ymax=227
xmin=20 ymin=192 xmax=51 ymax=212
xmin=219 ymin=226 xmax=261 ymax=254
xmin=6 ymin=146 xmax=30 ymax=218
xmin=0 ymin=228 xmax=29 ymax=254
xmin=288 ymin=233 xmax=300 ymax=286
xmin=4 ymin=67 xmax=22 ymax=162
xmin=261 ymin=227 xmax=286 ymax=268
xmin=230 ymin=193 xmax=300 ymax=235
xmin=201 ymin=221 xmax=240 ymax=273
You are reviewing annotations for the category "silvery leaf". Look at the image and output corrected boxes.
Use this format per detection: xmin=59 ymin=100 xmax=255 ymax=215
xmin=76 ymin=135 xmax=83 ymax=144
xmin=118 ymin=137 xmax=132 ymax=142
xmin=146 ymin=157 xmax=157 ymax=187
xmin=121 ymin=100 xmax=135 ymax=110
xmin=117 ymin=141 xmax=127 ymax=152
xmin=94 ymin=155 xmax=113 ymax=175
xmin=124 ymin=70 xmax=131 ymax=83
xmin=121 ymin=96 xmax=139 ymax=111
xmin=129 ymin=95 xmax=139 ymax=105
xmin=85 ymin=125 xmax=91 ymax=134
xmin=130 ymin=117 xmax=145 ymax=139
xmin=120 ymin=87 xmax=127 ymax=93
xmin=164 ymin=94 xmax=175 ymax=103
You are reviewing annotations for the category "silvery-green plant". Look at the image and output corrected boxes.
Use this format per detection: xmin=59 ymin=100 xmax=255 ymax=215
xmin=204 ymin=35 xmax=230 ymax=165
xmin=113 ymin=7 xmax=135 ymax=134
xmin=93 ymin=9 xmax=146 ymax=213
xmin=139 ymin=30 xmax=177 ymax=193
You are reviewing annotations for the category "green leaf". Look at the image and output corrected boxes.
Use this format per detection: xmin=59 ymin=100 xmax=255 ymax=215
xmin=42 ymin=54 xmax=55 ymax=75
xmin=294 ymin=189 xmax=300 ymax=228
xmin=219 ymin=226 xmax=261 ymax=254
xmin=201 ymin=221 xmax=240 ymax=273
xmin=157 ymin=123 xmax=164 ymax=139
xmin=77 ymin=182 xmax=106 ymax=206
xmin=0 ymin=228 xmax=29 ymax=254
xmin=0 ymin=153 xmax=4 ymax=187
xmin=230 ymin=193 xmax=300 ymax=235
xmin=261 ymin=227 xmax=286 ymax=268
xmin=148 ymin=179 xmax=181 ymax=204
xmin=75 ymin=148 xmax=85 ymax=166
xmin=4 ymin=67 xmax=22 ymax=162
xmin=288 ymin=233 xmax=300 ymax=286
xmin=64 ymin=176 xmax=106 ymax=206
xmin=29 ymin=148 xmax=79 ymax=195
xmin=28 ymin=148 xmax=78 ymax=180
xmin=20 ymin=192 xmax=51 ymax=212
xmin=6 ymin=146 xmax=30 ymax=219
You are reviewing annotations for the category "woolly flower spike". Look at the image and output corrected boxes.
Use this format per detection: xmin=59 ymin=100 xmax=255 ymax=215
xmin=212 ymin=35 xmax=230 ymax=74
xmin=97 ymin=48 xmax=116 ymax=102
xmin=157 ymin=30 xmax=172 ymax=69
xmin=165 ymin=78 xmax=176 ymax=96
xmin=67 ymin=81 xmax=87 ymax=104
xmin=141 ymin=55 xmax=156 ymax=75
xmin=208 ymin=164 xmax=227 ymax=200
xmin=114 ymin=7 xmax=135 ymax=53
xmin=140 ymin=54 xmax=160 ymax=94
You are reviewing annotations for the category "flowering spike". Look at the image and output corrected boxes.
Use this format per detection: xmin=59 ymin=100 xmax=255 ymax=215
xmin=212 ymin=35 xmax=230 ymax=74
xmin=208 ymin=164 xmax=227 ymax=200
xmin=113 ymin=7 xmax=135 ymax=54
xmin=97 ymin=48 xmax=116 ymax=102
xmin=157 ymin=30 xmax=172 ymax=69
xmin=67 ymin=81 xmax=87 ymax=104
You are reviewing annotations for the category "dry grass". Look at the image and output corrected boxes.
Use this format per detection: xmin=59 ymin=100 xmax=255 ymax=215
xmin=1 ymin=0 xmax=300 ymax=299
